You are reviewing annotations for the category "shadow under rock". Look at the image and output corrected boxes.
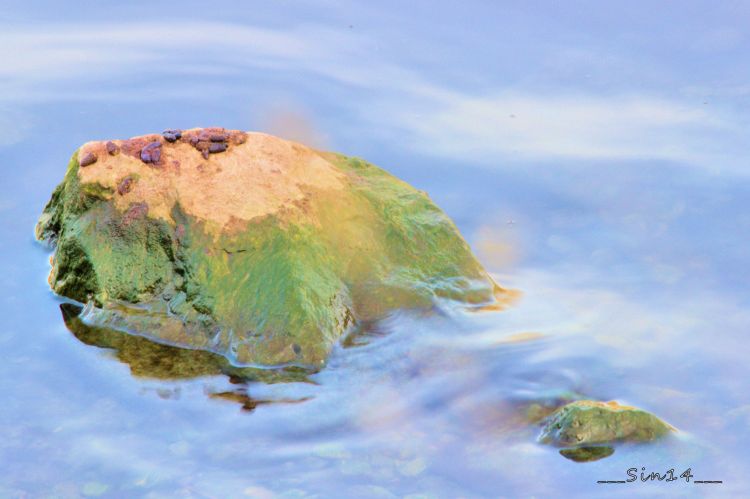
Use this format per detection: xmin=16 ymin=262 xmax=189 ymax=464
xmin=60 ymin=303 xmax=315 ymax=410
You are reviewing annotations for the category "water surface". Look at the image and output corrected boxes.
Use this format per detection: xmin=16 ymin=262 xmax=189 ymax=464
xmin=1 ymin=2 xmax=749 ymax=497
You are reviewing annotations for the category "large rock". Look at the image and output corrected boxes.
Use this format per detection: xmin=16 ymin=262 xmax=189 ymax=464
xmin=37 ymin=128 xmax=502 ymax=367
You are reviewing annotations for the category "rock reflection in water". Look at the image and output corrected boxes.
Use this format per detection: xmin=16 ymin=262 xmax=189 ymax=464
xmin=559 ymin=446 xmax=615 ymax=462
xmin=208 ymin=389 xmax=312 ymax=413
xmin=59 ymin=303 xmax=313 ymax=410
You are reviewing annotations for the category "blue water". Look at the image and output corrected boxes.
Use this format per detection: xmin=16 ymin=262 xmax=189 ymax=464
xmin=1 ymin=2 xmax=749 ymax=497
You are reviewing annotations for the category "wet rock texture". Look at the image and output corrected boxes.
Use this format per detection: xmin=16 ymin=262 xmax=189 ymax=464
xmin=36 ymin=128 xmax=503 ymax=368
xmin=539 ymin=400 xmax=675 ymax=446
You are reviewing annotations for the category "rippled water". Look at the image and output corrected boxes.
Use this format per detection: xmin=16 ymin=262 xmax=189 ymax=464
xmin=2 ymin=2 xmax=750 ymax=498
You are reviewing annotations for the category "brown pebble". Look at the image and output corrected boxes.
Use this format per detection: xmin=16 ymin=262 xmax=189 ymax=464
xmin=209 ymin=143 xmax=227 ymax=154
xmin=162 ymin=129 xmax=182 ymax=143
xmin=210 ymin=133 xmax=227 ymax=142
xmin=201 ymin=149 xmax=209 ymax=159
xmin=140 ymin=141 xmax=162 ymax=164
xmin=117 ymin=176 xmax=134 ymax=195
xmin=79 ymin=152 xmax=97 ymax=167
xmin=106 ymin=141 xmax=119 ymax=156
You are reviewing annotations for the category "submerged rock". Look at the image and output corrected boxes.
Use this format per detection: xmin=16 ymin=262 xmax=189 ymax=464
xmin=559 ymin=446 xmax=615 ymax=463
xmin=37 ymin=128 xmax=503 ymax=367
xmin=59 ymin=303 xmax=309 ymax=382
xmin=539 ymin=400 xmax=674 ymax=446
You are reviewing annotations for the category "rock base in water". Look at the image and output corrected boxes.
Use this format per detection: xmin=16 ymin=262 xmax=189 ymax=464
xmin=559 ymin=446 xmax=615 ymax=463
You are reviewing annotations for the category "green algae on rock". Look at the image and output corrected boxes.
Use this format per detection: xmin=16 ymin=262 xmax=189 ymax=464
xmin=37 ymin=128 xmax=503 ymax=368
xmin=539 ymin=400 xmax=675 ymax=447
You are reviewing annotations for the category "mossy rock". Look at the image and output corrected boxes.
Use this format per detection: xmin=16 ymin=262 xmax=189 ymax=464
xmin=539 ymin=400 xmax=675 ymax=446
xmin=38 ymin=128 xmax=502 ymax=368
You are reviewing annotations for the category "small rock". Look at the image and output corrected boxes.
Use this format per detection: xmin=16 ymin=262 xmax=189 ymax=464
xmin=117 ymin=176 xmax=134 ymax=195
xmin=79 ymin=152 xmax=98 ymax=167
xmin=209 ymin=143 xmax=227 ymax=154
xmin=539 ymin=400 xmax=674 ymax=446
xmin=105 ymin=141 xmax=119 ymax=156
xmin=201 ymin=149 xmax=209 ymax=159
xmin=210 ymin=133 xmax=227 ymax=142
xmin=140 ymin=141 xmax=162 ymax=164
xmin=163 ymin=129 xmax=182 ymax=143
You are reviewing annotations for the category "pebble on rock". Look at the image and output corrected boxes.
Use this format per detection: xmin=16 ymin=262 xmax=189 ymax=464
xmin=140 ymin=141 xmax=162 ymax=164
xmin=117 ymin=176 xmax=134 ymax=195
xmin=163 ymin=129 xmax=182 ymax=143
xmin=79 ymin=152 xmax=98 ymax=167
xmin=106 ymin=141 xmax=119 ymax=156
xmin=180 ymin=128 xmax=248 ymax=159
